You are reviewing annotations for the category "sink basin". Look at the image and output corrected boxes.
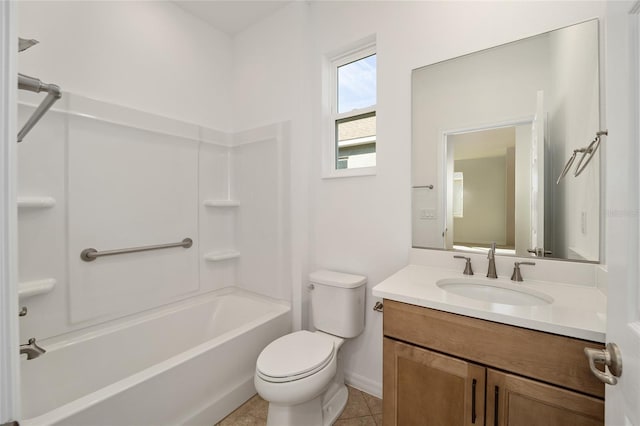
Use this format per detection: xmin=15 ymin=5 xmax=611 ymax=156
xmin=436 ymin=278 xmax=553 ymax=306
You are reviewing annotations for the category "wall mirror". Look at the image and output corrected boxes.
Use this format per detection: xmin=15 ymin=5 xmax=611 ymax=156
xmin=412 ymin=19 xmax=601 ymax=262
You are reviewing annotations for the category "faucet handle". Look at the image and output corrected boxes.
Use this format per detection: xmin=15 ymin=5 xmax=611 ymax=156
xmin=488 ymin=242 xmax=496 ymax=259
xmin=511 ymin=261 xmax=536 ymax=282
xmin=454 ymin=255 xmax=474 ymax=275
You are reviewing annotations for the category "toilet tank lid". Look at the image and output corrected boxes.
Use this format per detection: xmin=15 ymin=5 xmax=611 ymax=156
xmin=309 ymin=270 xmax=367 ymax=288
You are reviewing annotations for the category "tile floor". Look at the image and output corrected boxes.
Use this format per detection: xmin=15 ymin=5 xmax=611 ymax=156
xmin=216 ymin=386 xmax=382 ymax=426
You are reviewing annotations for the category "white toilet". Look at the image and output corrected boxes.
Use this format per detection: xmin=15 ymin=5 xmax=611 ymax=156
xmin=254 ymin=269 xmax=367 ymax=426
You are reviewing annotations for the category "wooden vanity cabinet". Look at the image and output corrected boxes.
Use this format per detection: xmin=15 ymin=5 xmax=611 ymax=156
xmin=382 ymin=300 xmax=605 ymax=426
xmin=384 ymin=339 xmax=485 ymax=425
xmin=486 ymin=369 xmax=605 ymax=426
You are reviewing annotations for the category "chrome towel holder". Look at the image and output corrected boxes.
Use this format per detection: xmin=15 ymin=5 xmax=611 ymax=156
xmin=556 ymin=130 xmax=607 ymax=184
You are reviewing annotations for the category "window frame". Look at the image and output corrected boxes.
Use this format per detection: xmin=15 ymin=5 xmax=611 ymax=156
xmin=323 ymin=42 xmax=377 ymax=179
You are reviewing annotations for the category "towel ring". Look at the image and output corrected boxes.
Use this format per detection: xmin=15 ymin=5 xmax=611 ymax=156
xmin=574 ymin=130 xmax=607 ymax=177
xmin=556 ymin=150 xmax=579 ymax=184
xmin=556 ymin=130 xmax=607 ymax=184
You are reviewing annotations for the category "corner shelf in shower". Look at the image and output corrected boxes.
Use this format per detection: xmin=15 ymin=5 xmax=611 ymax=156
xmin=17 ymin=196 xmax=56 ymax=209
xmin=18 ymin=278 xmax=56 ymax=299
xmin=203 ymin=199 xmax=240 ymax=207
xmin=204 ymin=250 xmax=240 ymax=262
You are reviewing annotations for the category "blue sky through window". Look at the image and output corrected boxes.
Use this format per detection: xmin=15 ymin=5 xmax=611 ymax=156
xmin=338 ymin=54 xmax=376 ymax=114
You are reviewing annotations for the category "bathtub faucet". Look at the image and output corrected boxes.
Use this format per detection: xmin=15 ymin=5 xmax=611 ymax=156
xmin=20 ymin=338 xmax=46 ymax=360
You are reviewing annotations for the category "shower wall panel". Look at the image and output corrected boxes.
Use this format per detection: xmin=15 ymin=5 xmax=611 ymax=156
xmin=199 ymin=140 xmax=237 ymax=288
xmin=233 ymin=123 xmax=291 ymax=301
xmin=17 ymin=93 xmax=238 ymax=340
xmin=66 ymin=115 xmax=200 ymax=323
xmin=17 ymin=95 xmax=69 ymax=341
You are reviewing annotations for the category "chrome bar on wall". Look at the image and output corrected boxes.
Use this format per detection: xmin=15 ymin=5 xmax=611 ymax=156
xmin=81 ymin=238 xmax=193 ymax=262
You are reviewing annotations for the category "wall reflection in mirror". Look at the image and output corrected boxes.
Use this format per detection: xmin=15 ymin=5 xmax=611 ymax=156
xmin=412 ymin=19 xmax=600 ymax=262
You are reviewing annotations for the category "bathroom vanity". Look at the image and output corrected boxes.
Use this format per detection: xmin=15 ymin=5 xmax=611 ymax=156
xmin=373 ymin=257 xmax=607 ymax=426
xmin=394 ymin=16 xmax=611 ymax=424
xmin=383 ymin=300 xmax=603 ymax=425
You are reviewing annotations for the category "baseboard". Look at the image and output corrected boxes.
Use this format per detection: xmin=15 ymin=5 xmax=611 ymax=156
xmin=344 ymin=371 xmax=382 ymax=399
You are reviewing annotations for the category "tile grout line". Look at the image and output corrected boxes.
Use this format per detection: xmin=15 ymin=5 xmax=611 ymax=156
xmin=217 ymin=385 xmax=382 ymax=426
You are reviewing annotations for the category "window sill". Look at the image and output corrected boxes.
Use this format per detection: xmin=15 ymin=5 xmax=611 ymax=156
xmin=322 ymin=166 xmax=376 ymax=179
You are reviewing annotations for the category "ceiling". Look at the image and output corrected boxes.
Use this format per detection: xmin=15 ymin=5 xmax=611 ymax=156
xmin=173 ymin=1 xmax=293 ymax=36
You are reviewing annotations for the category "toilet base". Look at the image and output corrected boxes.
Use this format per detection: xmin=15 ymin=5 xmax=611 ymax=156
xmin=265 ymin=381 xmax=348 ymax=426
xmin=267 ymin=395 xmax=323 ymax=426
xmin=322 ymin=382 xmax=348 ymax=426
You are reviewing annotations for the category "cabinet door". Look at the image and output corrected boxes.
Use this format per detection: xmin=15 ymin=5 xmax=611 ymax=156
xmin=486 ymin=369 xmax=604 ymax=426
xmin=383 ymin=337 xmax=485 ymax=426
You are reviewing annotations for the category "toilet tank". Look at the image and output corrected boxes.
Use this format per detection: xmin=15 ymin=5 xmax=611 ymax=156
xmin=309 ymin=270 xmax=366 ymax=338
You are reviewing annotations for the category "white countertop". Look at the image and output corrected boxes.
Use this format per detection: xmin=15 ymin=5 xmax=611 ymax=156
xmin=372 ymin=264 xmax=606 ymax=343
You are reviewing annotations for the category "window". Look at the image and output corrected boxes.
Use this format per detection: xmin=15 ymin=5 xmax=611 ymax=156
xmin=326 ymin=43 xmax=376 ymax=177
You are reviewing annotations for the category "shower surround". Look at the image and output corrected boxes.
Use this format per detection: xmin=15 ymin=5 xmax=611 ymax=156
xmin=17 ymin=91 xmax=291 ymax=423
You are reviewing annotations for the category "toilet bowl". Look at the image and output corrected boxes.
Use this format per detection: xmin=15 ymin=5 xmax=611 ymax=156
xmin=254 ymin=270 xmax=366 ymax=426
xmin=255 ymin=330 xmax=342 ymax=402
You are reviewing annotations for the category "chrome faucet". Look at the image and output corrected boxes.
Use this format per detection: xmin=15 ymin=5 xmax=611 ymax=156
xmin=511 ymin=261 xmax=536 ymax=282
xmin=20 ymin=338 xmax=45 ymax=360
xmin=454 ymin=255 xmax=474 ymax=275
xmin=486 ymin=242 xmax=497 ymax=278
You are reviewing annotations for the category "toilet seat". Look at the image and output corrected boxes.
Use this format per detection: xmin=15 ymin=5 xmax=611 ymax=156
xmin=256 ymin=331 xmax=335 ymax=383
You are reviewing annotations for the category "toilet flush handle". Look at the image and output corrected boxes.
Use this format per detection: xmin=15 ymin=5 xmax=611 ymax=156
xmin=308 ymin=283 xmax=314 ymax=290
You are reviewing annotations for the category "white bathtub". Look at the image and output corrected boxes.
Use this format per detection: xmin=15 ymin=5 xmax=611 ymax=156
xmin=20 ymin=288 xmax=291 ymax=425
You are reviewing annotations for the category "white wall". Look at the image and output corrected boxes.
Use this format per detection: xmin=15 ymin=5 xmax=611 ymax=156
xmin=232 ymin=3 xmax=312 ymax=329
xmin=312 ymin=1 xmax=606 ymax=396
xmin=232 ymin=0 xmax=607 ymax=397
xmin=18 ymin=1 xmax=232 ymax=130
xmin=453 ymin=156 xmax=507 ymax=246
xmin=548 ymin=20 xmax=600 ymax=260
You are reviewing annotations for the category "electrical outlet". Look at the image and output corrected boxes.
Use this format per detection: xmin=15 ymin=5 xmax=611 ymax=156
xmin=420 ymin=209 xmax=436 ymax=220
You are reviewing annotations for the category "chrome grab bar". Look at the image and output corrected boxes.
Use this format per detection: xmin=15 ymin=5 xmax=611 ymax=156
xmin=81 ymin=238 xmax=193 ymax=262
